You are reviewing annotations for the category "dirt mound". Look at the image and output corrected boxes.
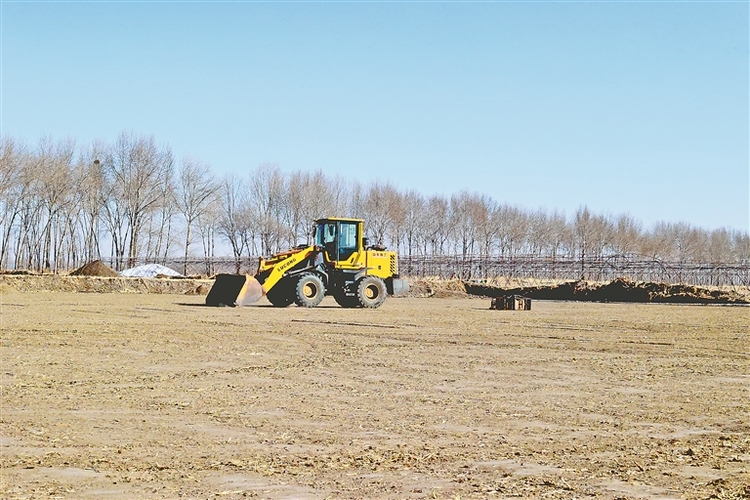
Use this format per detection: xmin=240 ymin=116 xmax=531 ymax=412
xmin=0 ymin=274 xmax=212 ymax=294
xmin=406 ymin=278 xmax=468 ymax=298
xmin=465 ymin=277 xmax=750 ymax=304
xmin=0 ymin=269 xmax=38 ymax=275
xmin=69 ymin=260 xmax=119 ymax=277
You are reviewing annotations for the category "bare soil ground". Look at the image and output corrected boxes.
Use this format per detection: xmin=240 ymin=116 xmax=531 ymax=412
xmin=1 ymin=288 xmax=748 ymax=499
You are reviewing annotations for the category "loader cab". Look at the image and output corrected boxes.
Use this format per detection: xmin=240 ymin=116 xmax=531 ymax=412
xmin=313 ymin=218 xmax=363 ymax=265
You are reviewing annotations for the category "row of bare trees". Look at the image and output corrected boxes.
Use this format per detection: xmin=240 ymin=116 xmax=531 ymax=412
xmin=1 ymin=133 xmax=748 ymax=275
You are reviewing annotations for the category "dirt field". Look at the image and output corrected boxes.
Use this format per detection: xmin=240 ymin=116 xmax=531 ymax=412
xmin=1 ymin=291 xmax=748 ymax=499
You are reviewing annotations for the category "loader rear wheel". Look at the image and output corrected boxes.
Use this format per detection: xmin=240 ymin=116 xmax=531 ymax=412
xmin=356 ymin=276 xmax=387 ymax=309
xmin=295 ymin=273 xmax=325 ymax=307
xmin=266 ymin=279 xmax=294 ymax=307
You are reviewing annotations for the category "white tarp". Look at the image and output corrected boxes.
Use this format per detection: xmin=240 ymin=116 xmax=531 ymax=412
xmin=119 ymin=264 xmax=182 ymax=278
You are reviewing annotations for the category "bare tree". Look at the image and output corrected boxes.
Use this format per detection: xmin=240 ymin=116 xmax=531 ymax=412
xmin=546 ymin=210 xmax=572 ymax=260
xmin=588 ymin=213 xmax=615 ymax=263
xmin=0 ymin=137 xmax=29 ymax=268
xmin=31 ymin=137 xmax=77 ymax=272
xmin=448 ymin=191 xmax=479 ymax=258
xmin=610 ymin=213 xmax=642 ymax=257
xmin=139 ymin=164 xmax=177 ymax=265
xmin=731 ymin=230 xmax=750 ymax=263
xmin=641 ymin=221 xmax=676 ymax=261
xmin=495 ymin=204 xmax=528 ymax=258
xmin=284 ymin=171 xmax=308 ymax=246
xmin=574 ymin=206 xmax=594 ymax=279
xmin=102 ymin=131 xmax=174 ymax=269
xmin=421 ymin=195 xmax=450 ymax=255
xmin=526 ymin=209 xmax=550 ymax=257
xmin=175 ymin=158 xmax=219 ymax=274
xmin=707 ymin=228 xmax=734 ymax=264
xmin=474 ymin=195 xmax=499 ymax=258
xmin=218 ymin=175 xmax=251 ymax=272
xmin=387 ymin=190 xmax=408 ymax=254
xmin=354 ymin=181 xmax=400 ymax=248
xmin=197 ymin=196 xmax=223 ymax=275
xmin=399 ymin=190 xmax=426 ymax=257
xmin=248 ymin=163 xmax=286 ymax=255
xmin=75 ymin=144 xmax=109 ymax=264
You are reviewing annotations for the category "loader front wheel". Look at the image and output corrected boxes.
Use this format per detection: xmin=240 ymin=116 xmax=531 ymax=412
xmin=356 ymin=276 xmax=387 ymax=309
xmin=266 ymin=279 xmax=294 ymax=307
xmin=295 ymin=273 xmax=325 ymax=307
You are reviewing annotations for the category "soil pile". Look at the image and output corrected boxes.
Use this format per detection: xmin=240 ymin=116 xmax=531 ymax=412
xmin=464 ymin=277 xmax=750 ymax=304
xmin=407 ymin=278 xmax=468 ymax=298
xmin=69 ymin=260 xmax=119 ymax=277
xmin=0 ymin=275 xmax=211 ymax=295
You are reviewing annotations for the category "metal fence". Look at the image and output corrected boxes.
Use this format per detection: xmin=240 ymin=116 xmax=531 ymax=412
xmin=102 ymin=254 xmax=750 ymax=288
xmin=398 ymin=255 xmax=750 ymax=287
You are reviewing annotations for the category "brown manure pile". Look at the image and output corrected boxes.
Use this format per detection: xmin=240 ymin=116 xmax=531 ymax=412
xmin=465 ymin=277 xmax=750 ymax=304
xmin=69 ymin=260 xmax=119 ymax=277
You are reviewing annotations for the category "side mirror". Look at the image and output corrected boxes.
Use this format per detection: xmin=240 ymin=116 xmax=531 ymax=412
xmin=362 ymin=237 xmax=370 ymax=249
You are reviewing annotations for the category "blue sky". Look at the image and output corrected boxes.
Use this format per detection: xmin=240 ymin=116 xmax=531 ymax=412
xmin=2 ymin=1 xmax=748 ymax=231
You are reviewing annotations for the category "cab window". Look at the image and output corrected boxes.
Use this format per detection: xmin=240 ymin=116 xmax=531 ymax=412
xmin=316 ymin=222 xmax=336 ymax=245
xmin=338 ymin=222 xmax=358 ymax=261
xmin=314 ymin=222 xmax=337 ymax=260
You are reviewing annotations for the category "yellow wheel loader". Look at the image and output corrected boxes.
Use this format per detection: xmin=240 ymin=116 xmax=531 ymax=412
xmin=205 ymin=217 xmax=409 ymax=308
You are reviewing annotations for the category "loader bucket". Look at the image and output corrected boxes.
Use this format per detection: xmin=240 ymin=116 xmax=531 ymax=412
xmin=206 ymin=274 xmax=264 ymax=307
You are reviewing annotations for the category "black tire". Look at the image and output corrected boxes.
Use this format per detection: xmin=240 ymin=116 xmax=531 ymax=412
xmin=333 ymin=293 xmax=359 ymax=308
xmin=356 ymin=276 xmax=387 ymax=309
xmin=266 ymin=278 xmax=295 ymax=307
xmin=295 ymin=273 xmax=325 ymax=307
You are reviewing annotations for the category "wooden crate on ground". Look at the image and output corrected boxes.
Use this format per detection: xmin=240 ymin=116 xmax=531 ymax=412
xmin=490 ymin=295 xmax=531 ymax=310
